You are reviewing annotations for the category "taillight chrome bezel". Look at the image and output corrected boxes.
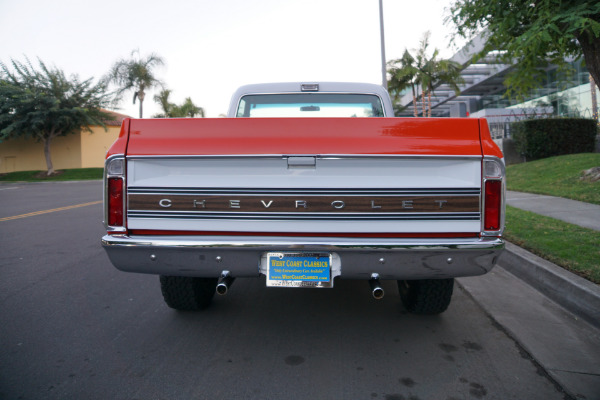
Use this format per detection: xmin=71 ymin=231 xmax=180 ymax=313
xmin=104 ymin=155 xmax=127 ymax=233
xmin=481 ymin=156 xmax=505 ymax=237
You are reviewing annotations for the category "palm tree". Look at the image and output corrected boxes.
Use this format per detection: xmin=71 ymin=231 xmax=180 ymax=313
xmin=178 ymin=97 xmax=205 ymax=118
xmin=390 ymin=32 xmax=464 ymax=117
xmin=414 ymin=33 xmax=433 ymax=117
xmin=415 ymin=34 xmax=463 ymax=117
xmin=153 ymin=90 xmax=205 ymax=118
xmin=107 ymin=50 xmax=164 ymax=118
xmin=423 ymin=55 xmax=463 ymax=117
xmin=153 ymin=89 xmax=175 ymax=118
xmin=387 ymin=50 xmax=420 ymax=116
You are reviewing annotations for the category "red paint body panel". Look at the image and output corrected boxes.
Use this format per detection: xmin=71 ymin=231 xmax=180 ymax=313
xmin=479 ymin=119 xmax=503 ymax=158
xmin=123 ymin=117 xmax=484 ymax=156
xmin=106 ymin=118 xmax=130 ymax=158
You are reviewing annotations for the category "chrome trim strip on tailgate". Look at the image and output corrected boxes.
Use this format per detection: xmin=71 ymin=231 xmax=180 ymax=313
xmin=127 ymin=187 xmax=482 ymax=195
xmin=126 ymin=211 xmax=481 ymax=220
xmin=125 ymin=155 xmax=485 ymax=160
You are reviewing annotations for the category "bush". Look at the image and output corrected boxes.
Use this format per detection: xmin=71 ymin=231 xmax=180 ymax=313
xmin=512 ymin=118 xmax=598 ymax=161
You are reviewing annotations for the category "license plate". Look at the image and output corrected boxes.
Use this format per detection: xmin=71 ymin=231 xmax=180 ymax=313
xmin=266 ymin=252 xmax=332 ymax=288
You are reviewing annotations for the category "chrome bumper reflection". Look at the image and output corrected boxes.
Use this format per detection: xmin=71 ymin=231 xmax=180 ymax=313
xmin=101 ymin=234 xmax=504 ymax=280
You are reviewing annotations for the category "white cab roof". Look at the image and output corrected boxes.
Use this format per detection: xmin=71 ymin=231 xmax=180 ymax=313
xmin=227 ymin=82 xmax=393 ymax=117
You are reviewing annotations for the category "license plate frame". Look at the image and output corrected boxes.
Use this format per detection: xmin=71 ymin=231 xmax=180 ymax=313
xmin=266 ymin=252 xmax=333 ymax=288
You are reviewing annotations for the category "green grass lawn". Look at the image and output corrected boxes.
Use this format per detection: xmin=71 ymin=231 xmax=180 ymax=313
xmin=0 ymin=168 xmax=103 ymax=182
xmin=505 ymin=153 xmax=600 ymax=284
xmin=506 ymin=153 xmax=600 ymax=205
xmin=504 ymin=206 xmax=600 ymax=284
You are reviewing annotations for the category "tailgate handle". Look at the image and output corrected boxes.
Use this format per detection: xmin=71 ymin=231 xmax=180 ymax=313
xmin=287 ymin=156 xmax=316 ymax=169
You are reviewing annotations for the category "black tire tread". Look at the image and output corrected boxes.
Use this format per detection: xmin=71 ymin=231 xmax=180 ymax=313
xmin=159 ymin=276 xmax=218 ymax=311
xmin=398 ymin=278 xmax=454 ymax=315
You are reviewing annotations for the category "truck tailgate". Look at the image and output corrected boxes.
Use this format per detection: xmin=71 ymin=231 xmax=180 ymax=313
xmin=123 ymin=118 xmax=486 ymax=235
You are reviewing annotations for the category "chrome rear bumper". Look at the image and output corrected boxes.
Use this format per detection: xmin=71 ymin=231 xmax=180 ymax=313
xmin=102 ymin=234 xmax=504 ymax=280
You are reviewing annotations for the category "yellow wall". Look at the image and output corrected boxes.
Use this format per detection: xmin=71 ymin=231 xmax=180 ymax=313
xmin=81 ymin=126 xmax=121 ymax=168
xmin=0 ymin=125 xmax=121 ymax=173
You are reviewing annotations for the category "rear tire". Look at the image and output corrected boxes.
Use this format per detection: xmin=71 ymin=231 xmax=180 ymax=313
xmin=159 ymin=276 xmax=218 ymax=311
xmin=398 ymin=278 xmax=454 ymax=315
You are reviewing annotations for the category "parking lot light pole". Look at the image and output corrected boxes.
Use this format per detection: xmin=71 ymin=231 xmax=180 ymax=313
xmin=379 ymin=0 xmax=387 ymax=90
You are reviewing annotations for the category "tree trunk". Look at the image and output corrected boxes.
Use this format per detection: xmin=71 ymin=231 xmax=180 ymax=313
xmin=137 ymin=90 xmax=146 ymax=118
xmin=43 ymin=137 xmax=54 ymax=176
xmin=591 ymin=74 xmax=598 ymax=122
xmin=578 ymin=33 xmax=600 ymax=97
xmin=411 ymin=85 xmax=418 ymax=117
xmin=427 ymin=89 xmax=432 ymax=118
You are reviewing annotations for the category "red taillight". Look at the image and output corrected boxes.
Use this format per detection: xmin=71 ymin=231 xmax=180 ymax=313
xmin=108 ymin=177 xmax=124 ymax=226
xmin=484 ymin=180 xmax=501 ymax=231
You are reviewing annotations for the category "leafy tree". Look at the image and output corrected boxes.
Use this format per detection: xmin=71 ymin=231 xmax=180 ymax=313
xmin=447 ymin=0 xmax=600 ymax=99
xmin=107 ymin=50 xmax=164 ymax=118
xmin=0 ymin=58 xmax=113 ymax=175
xmin=152 ymin=89 xmax=205 ymax=118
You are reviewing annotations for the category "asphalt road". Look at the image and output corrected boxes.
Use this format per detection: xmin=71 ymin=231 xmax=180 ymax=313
xmin=0 ymin=181 xmax=567 ymax=400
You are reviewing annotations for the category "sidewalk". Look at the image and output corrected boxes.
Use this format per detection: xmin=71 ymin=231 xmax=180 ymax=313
xmin=503 ymin=191 xmax=600 ymax=326
xmin=500 ymin=191 xmax=600 ymax=327
xmin=459 ymin=266 xmax=600 ymax=400
xmin=506 ymin=190 xmax=600 ymax=231
xmin=458 ymin=190 xmax=600 ymax=399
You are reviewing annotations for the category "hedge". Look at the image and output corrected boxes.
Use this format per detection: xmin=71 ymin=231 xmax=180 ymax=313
xmin=512 ymin=118 xmax=598 ymax=161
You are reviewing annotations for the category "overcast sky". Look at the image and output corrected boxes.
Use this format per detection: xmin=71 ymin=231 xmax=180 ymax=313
xmin=0 ymin=0 xmax=465 ymax=118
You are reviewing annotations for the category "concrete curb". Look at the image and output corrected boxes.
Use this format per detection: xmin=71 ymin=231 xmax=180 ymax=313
xmin=501 ymin=241 xmax=600 ymax=328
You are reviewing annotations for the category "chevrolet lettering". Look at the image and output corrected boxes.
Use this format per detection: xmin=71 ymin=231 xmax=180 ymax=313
xmin=154 ymin=198 xmax=456 ymax=210
xmin=102 ymin=82 xmax=505 ymax=316
xmin=135 ymin=195 xmax=475 ymax=214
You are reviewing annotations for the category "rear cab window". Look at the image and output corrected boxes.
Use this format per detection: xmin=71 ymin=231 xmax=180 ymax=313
xmin=236 ymin=93 xmax=385 ymax=118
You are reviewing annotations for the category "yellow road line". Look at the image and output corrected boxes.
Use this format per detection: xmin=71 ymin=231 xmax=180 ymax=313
xmin=0 ymin=201 xmax=102 ymax=222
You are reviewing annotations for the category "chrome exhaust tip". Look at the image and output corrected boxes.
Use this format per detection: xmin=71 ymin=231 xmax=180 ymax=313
xmin=216 ymin=271 xmax=234 ymax=295
xmin=369 ymin=273 xmax=385 ymax=300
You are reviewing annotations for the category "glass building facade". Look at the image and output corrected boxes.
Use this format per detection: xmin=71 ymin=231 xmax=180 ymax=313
xmin=493 ymin=61 xmax=599 ymax=120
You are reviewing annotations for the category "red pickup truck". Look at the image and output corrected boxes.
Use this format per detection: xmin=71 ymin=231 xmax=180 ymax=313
xmin=102 ymin=82 xmax=505 ymax=314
